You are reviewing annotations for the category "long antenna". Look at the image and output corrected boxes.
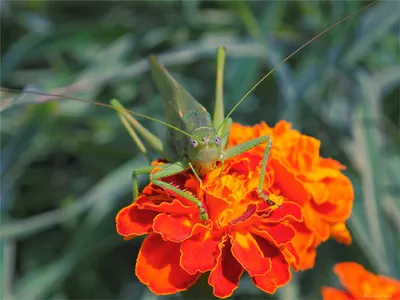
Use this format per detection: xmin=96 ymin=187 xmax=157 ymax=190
xmin=0 ymin=88 xmax=199 ymax=141
xmin=216 ymin=1 xmax=377 ymax=133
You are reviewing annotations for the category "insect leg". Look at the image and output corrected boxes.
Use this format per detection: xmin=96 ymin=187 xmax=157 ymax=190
xmin=132 ymin=166 xmax=157 ymax=201
xmin=222 ymin=135 xmax=280 ymax=208
xmin=150 ymin=162 xmax=209 ymax=221
xmin=213 ymin=46 xmax=226 ymax=135
xmin=117 ymin=112 xmax=152 ymax=163
xmin=188 ymin=162 xmax=202 ymax=184
xmin=223 ymin=135 xmax=269 ymax=159
xmin=110 ymin=99 xmax=166 ymax=158
xmin=256 ymin=136 xmax=281 ymax=208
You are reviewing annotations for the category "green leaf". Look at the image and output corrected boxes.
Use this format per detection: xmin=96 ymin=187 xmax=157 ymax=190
xmin=349 ymin=70 xmax=396 ymax=277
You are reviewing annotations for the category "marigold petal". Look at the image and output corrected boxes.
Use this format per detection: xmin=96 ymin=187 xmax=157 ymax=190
xmin=153 ymin=213 xmax=195 ymax=242
xmin=307 ymin=182 xmax=329 ymax=204
xmin=205 ymin=193 xmax=230 ymax=222
xmin=230 ymin=204 xmax=257 ymax=225
xmin=281 ymin=242 xmax=300 ymax=271
xmin=184 ymin=177 xmax=203 ymax=199
xmin=225 ymin=156 xmax=252 ymax=177
xmin=334 ymin=262 xmax=372 ymax=298
xmin=272 ymin=120 xmax=292 ymax=136
xmin=135 ymin=233 xmax=200 ymax=295
xmin=271 ymin=158 xmax=309 ymax=205
xmin=306 ymin=167 xmax=342 ymax=181
xmin=329 ymin=262 xmax=400 ymax=299
xmin=330 ymin=223 xmax=352 ymax=245
xmin=138 ymin=198 xmax=199 ymax=215
xmin=298 ymin=248 xmax=317 ymax=271
xmin=303 ymin=203 xmax=331 ymax=241
xmin=252 ymin=223 xmax=295 ymax=247
xmin=180 ymin=224 xmax=221 ymax=275
xmin=311 ymin=175 xmax=354 ymax=222
xmin=230 ymin=229 xmax=271 ymax=277
xmin=301 ymin=135 xmax=320 ymax=156
xmin=319 ymin=157 xmax=347 ymax=170
xmin=252 ymin=236 xmax=291 ymax=293
xmin=208 ymin=237 xmax=244 ymax=298
xmin=116 ymin=203 xmax=158 ymax=237
xmin=321 ymin=287 xmax=353 ymax=300
xmin=264 ymin=201 xmax=303 ymax=223
xmin=290 ymin=222 xmax=317 ymax=270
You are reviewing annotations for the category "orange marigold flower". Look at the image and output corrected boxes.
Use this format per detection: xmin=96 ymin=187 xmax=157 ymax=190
xmin=321 ymin=262 xmax=400 ymax=300
xmin=116 ymin=148 xmax=303 ymax=297
xmin=115 ymin=121 xmax=354 ymax=297
xmin=229 ymin=121 xmax=354 ymax=270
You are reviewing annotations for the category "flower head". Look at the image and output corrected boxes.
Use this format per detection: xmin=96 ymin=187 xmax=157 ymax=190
xmin=116 ymin=121 xmax=354 ymax=297
xmin=229 ymin=121 xmax=354 ymax=269
xmin=321 ymin=262 xmax=400 ymax=299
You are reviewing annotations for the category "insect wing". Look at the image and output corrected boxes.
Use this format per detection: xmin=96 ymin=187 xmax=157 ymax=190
xmin=148 ymin=55 xmax=206 ymax=117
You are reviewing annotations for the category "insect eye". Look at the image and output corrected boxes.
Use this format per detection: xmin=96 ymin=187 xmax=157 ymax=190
xmin=190 ymin=138 xmax=198 ymax=147
xmin=215 ymin=136 xmax=221 ymax=146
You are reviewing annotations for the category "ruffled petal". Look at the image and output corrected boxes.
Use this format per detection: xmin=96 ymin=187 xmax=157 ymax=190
xmin=230 ymin=229 xmax=271 ymax=276
xmin=321 ymin=287 xmax=353 ymax=300
xmin=208 ymin=238 xmax=244 ymax=298
xmin=135 ymin=233 xmax=200 ymax=295
xmin=180 ymin=224 xmax=221 ymax=275
xmin=290 ymin=222 xmax=318 ymax=270
xmin=271 ymin=158 xmax=309 ymax=205
xmin=138 ymin=198 xmax=199 ymax=215
xmin=264 ymin=201 xmax=303 ymax=223
xmin=252 ymin=236 xmax=291 ymax=293
xmin=153 ymin=213 xmax=195 ymax=242
xmin=116 ymin=203 xmax=158 ymax=237
xmin=230 ymin=204 xmax=257 ymax=225
xmin=281 ymin=242 xmax=300 ymax=271
xmin=334 ymin=262 xmax=370 ymax=299
xmin=305 ymin=206 xmax=331 ymax=241
xmin=327 ymin=262 xmax=400 ymax=299
xmin=252 ymin=223 xmax=295 ymax=246
xmin=330 ymin=222 xmax=352 ymax=245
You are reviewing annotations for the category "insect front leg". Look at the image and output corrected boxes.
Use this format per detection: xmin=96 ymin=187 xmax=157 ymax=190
xmin=132 ymin=166 xmax=157 ymax=201
xmin=256 ymin=136 xmax=282 ymax=208
xmin=150 ymin=162 xmax=209 ymax=221
xmin=188 ymin=162 xmax=202 ymax=185
xmin=222 ymin=135 xmax=281 ymax=208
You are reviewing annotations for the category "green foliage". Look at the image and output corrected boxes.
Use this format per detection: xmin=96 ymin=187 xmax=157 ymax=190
xmin=1 ymin=1 xmax=399 ymax=299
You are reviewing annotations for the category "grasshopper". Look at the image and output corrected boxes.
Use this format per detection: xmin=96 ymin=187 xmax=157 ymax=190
xmin=0 ymin=3 xmax=376 ymax=221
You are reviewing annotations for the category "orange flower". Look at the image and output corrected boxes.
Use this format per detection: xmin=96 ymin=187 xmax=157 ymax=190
xmin=116 ymin=150 xmax=302 ymax=297
xmin=321 ymin=262 xmax=400 ymax=300
xmin=115 ymin=121 xmax=354 ymax=297
xmin=229 ymin=121 xmax=354 ymax=270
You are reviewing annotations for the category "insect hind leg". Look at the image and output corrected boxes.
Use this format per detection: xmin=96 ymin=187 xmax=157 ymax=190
xmin=110 ymin=99 xmax=165 ymax=157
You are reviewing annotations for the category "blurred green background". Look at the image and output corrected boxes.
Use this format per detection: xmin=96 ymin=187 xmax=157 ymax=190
xmin=1 ymin=1 xmax=399 ymax=299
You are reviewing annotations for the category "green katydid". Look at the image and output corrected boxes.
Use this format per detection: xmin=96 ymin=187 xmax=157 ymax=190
xmin=110 ymin=50 xmax=275 ymax=221
xmin=0 ymin=2 xmax=376 ymax=221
